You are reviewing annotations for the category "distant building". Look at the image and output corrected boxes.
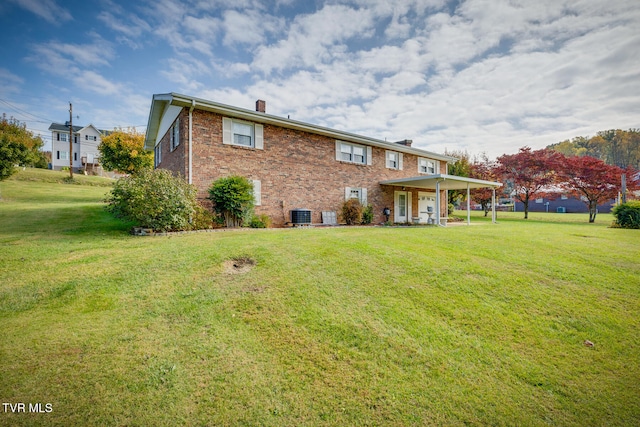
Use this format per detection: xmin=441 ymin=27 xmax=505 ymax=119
xmin=514 ymin=193 xmax=616 ymax=214
xmin=48 ymin=123 xmax=109 ymax=173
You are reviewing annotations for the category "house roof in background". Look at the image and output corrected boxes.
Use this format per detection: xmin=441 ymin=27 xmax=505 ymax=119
xmin=48 ymin=123 xmax=109 ymax=134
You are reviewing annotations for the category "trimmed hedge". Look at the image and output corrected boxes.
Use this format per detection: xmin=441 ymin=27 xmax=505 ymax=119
xmin=612 ymin=200 xmax=640 ymax=229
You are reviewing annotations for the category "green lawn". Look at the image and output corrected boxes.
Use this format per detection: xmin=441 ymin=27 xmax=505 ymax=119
xmin=1 ymin=169 xmax=639 ymax=426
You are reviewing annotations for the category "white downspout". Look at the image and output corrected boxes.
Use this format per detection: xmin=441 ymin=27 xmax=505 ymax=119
xmin=188 ymin=100 xmax=194 ymax=184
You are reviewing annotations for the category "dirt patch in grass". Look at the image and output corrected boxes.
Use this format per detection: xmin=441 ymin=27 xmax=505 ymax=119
xmin=223 ymin=256 xmax=256 ymax=274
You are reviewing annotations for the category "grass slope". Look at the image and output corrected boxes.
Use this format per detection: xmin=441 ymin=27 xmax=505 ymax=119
xmin=1 ymin=169 xmax=639 ymax=426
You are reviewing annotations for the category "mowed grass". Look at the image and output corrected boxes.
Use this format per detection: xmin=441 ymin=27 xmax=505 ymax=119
xmin=1 ymin=169 xmax=639 ymax=426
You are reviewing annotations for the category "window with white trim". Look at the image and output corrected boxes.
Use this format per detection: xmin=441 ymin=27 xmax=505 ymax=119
xmin=57 ymin=151 xmax=69 ymax=160
xmin=336 ymin=141 xmax=370 ymax=165
xmin=170 ymin=119 xmax=180 ymax=151
xmin=418 ymin=158 xmax=436 ymax=174
xmin=386 ymin=150 xmax=403 ymax=170
xmin=58 ymin=133 xmax=67 ymax=142
xmin=345 ymin=187 xmax=368 ymax=205
xmin=155 ymin=142 xmax=162 ymax=167
xmin=222 ymin=118 xmax=264 ymax=149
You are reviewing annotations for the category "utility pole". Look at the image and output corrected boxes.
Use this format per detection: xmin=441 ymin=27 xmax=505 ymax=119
xmin=68 ymin=102 xmax=73 ymax=179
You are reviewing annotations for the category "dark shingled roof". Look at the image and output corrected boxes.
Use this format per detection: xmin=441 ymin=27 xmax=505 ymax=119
xmin=48 ymin=123 xmax=109 ymax=134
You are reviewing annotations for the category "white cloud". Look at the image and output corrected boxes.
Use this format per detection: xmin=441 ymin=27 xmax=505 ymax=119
xmin=0 ymin=68 xmax=24 ymax=95
xmin=9 ymin=0 xmax=71 ymax=24
xmin=252 ymin=4 xmax=377 ymax=73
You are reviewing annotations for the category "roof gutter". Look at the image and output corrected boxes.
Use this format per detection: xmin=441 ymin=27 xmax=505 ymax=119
xmin=145 ymin=93 xmax=459 ymax=163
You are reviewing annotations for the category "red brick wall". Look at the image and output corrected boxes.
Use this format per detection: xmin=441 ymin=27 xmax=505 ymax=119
xmin=158 ymin=108 xmax=446 ymax=227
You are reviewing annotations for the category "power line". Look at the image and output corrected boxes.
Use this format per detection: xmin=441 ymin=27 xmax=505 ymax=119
xmin=0 ymin=98 xmax=54 ymax=123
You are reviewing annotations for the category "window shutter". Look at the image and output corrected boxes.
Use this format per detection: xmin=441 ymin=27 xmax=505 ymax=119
xmin=366 ymin=146 xmax=372 ymax=165
xmin=56 ymin=151 xmax=60 ymax=159
xmin=399 ymin=153 xmax=404 ymax=170
xmin=361 ymin=188 xmax=368 ymax=205
xmin=345 ymin=187 xmax=351 ymax=200
xmin=336 ymin=141 xmax=342 ymax=161
xmin=253 ymin=180 xmax=261 ymax=206
xmin=407 ymin=192 xmax=412 ymax=218
xmin=57 ymin=133 xmax=60 ymax=141
xmin=254 ymin=124 xmax=264 ymax=149
xmin=222 ymin=118 xmax=232 ymax=145
xmin=435 ymin=160 xmax=440 ymax=174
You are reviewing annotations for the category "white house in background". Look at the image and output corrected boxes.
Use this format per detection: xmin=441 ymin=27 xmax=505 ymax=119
xmin=48 ymin=123 xmax=108 ymax=172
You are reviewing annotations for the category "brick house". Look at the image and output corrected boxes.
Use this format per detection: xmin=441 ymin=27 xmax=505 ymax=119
xmin=144 ymin=93 xmax=501 ymax=227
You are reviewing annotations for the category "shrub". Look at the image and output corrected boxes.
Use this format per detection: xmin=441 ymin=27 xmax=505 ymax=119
xmin=448 ymin=203 xmax=455 ymax=216
xmin=612 ymin=200 xmax=640 ymax=229
xmin=362 ymin=204 xmax=374 ymax=224
xmin=191 ymin=204 xmax=215 ymax=230
xmin=105 ymin=168 xmax=199 ymax=232
xmin=249 ymin=214 xmax=271 ymax=228
xmin=342 ymin=198 xmax=363 ymax=225
xmin=208 ymin=176 xmax=254 ymax=228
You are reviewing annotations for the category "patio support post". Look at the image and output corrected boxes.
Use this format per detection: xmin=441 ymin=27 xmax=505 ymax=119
xmin=435 ymin=180 xmax=441 ymax=226
xmin=467 ymin=183 xmax=471 ymax=225
xmin=492 ymin=188 xmax=497 ymax=223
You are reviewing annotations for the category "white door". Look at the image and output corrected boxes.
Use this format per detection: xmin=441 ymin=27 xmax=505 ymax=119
xmin=394 ymin=191 xmax=411 ymax=223
xmin=418 ymin=192 xmax=436 ymax=224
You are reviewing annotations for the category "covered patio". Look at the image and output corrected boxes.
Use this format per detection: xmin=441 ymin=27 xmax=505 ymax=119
xmin=379 ymin=174 xmax=503 ymax=226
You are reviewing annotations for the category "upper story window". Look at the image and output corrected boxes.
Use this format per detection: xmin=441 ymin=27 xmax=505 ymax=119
xmin=57 ymin=133 xmax=67 ymax=142
xmin=419 ymin=158 xmax=436 ymax=174
xmin=386 ymin=150 xmax=403 ymax=170
xmin=222 ymin=117 xmax=264 ymax=149
xmin=170 ymin=119 xmax=180 ymax=151
xmin=85 ymin=135 xmax=97 ymax=141
xmin=336 ymin=141 xmax=371 ymax=165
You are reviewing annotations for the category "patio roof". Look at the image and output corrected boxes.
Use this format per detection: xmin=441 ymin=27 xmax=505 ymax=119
xmin=380 ymin=174 xmax=502 ymax=226
xmin=380 ymin=174 xmax=502 ymax=190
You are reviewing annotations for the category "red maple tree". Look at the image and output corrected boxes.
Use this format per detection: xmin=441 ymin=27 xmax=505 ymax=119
xmin=496 ymin=147 xmax=562 ymax=219
xmin=469 ymin=154 xmax=498 ymax=216
xmin=557 ymin=155 xmax=631 ymax=223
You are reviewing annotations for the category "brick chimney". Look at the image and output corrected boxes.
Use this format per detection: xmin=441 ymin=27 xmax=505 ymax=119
xmin=256 ymin=99 xmax=266 ymax=113
xmin=394 ymin=139 xmax=413 ymax=147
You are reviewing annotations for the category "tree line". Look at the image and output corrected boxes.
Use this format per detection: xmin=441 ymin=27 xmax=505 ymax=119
xmin=547 ymin=129 xmax=640 ymax=169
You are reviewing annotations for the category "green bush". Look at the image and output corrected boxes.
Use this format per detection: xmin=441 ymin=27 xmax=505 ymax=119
xmin=362 ymin=204 xmax=374 ymax=224
xmin=612 ymin=200 xmax=640 ymax=229
xmin=208 ymin=176 xmax=254 ymax=228
xmin=249 ymin=214 xmax=272 ymax=228
xmin=191 ymin=204 xmax=215 ymax=230
xmin=342 ymin=198 xmax=363 ymax=225
xmin=105 ymin=168 xmax=199 ymax=232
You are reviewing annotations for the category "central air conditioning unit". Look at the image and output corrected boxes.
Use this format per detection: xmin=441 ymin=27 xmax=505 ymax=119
xmin=290 ymin=209 xmax=312 ymax=225
xmin=557 ymin=207 xmax=566 ymax=213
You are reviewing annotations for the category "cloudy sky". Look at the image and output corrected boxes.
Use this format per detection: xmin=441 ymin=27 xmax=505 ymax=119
xmin=1 ymin=0 xmax=638 ymax=159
